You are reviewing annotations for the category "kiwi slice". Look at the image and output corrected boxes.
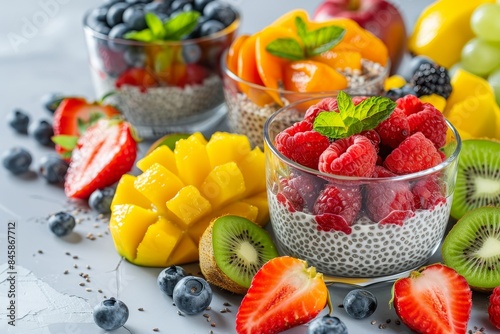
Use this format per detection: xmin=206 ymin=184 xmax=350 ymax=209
xmin=442 ymin=206 xmax=500 ymax=291
xmin=199 ymin=215 xmax=278 ymax=294
xmin=450 ymin=139 xmax=500 ymax=220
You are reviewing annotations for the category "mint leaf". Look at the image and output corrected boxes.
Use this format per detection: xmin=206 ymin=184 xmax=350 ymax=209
xmin=164 ymin=11 xmax=200 ymax=40
xmin=294 ymin=17 xmax=346 ymax=57
xmin=313 ymin=92 xmax=396 ymax=139
xmin=51 ymin=135 xmax=78 ymax=150
xmin=146 ymin=12 xmax=167 ymax=39
xmin=266 ymin=38 xmax=305 ymax=60
xmin=125 ymin=29 xmax=154 ymax=42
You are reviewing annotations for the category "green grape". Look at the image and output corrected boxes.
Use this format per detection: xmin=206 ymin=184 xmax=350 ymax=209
xmin=471 ymin=3 xmax=500 ymax=42
xmin=488 ymin=68 xmax=500 ymax=106
xmin=461 ymin=38 xmax=500 ymax=77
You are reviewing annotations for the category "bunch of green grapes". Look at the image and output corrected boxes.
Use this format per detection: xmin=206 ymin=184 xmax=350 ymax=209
xmin=458 ymin=2 xmax=500 ymax=105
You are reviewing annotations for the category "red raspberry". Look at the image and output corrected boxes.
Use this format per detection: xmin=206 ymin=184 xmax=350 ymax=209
xmin=412 ymin=176 xmax=446 ymax=210
xmin=489 ymin=286 xmax=500 ymax=329
xmin=372 ymin=165 xmax=396 ymax=177
xmin=318 ymin=135 xmax=377 ymax=177
xmin=360 ymin=129 xmax=381 ymax=153
xmin=275 ymin=120 xmax=330 ymax=170
xmin=277 ymin=178 xmax=304 ymax=212
xmin=313 ymin=184 xmax=362 ymax=233
xmin=375 ymin=108 xmax=410 ymax=148
xmin=396 ymin=94 xmax=447 ymax=148
xmin=288 ymin=173 xmax=326 ymax=212
xmin=365 ymin=178 xmax=415 ymax=225
xmin=383 ymin=132 xmax=443 ymax=175
xmin=304 ymin=96 xmax=367 ymax=123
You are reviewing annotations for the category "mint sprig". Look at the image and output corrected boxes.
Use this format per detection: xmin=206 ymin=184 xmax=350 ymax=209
xmin=265 ymin=17 xmax=345 ymax=60
xmin=313 ymin=92 xmax=396 ymax=139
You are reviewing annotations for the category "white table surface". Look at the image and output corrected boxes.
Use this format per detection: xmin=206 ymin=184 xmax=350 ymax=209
xmin=0 ymin=0 xmax=496 ymax=333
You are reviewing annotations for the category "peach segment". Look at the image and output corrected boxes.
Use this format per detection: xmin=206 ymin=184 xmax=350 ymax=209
xmin=312 ymin=49 xmax=362 ymax=71
xmin=206 ymin=132 xmax=252 ymax=168
xmin=241 ymin=191 xmax=270 ymax=227
xmin=136 ymin=145 xmax=177 ymax=174
xmin=227 ymin=34 xmax=250 ymax=74
xmin=237 ymin=147 xmax=266 ymax=197
xmin=200 ymin=162 xmax=246 ymax=209
xmin=166 ymin=185 xmax=212 ymax=227
xmin=109 ymin=204 xmax=159 ymax=261
xmin=134 ymin=217 xmax=183 ymax=266
xmin=283 ymin=60 xmax=348 ymax=92
xmin=174 ymin=134 xmax=210 ymax=187
xmin=111 ymin=174 xmax=152 ymax=209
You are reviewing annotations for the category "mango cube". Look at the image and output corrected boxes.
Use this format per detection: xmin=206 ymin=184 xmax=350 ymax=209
xmin=166 ymin=236 xmax=199 ymax=266
xmin=136 ymin=145 xmax=177 ymax=174
xmin=200 ymin=162 xmax=246 ymax=209
xmin=238 ymin=147 xmax=266 ymax=197
xmin=206 ymin=132 xmax=251 ymax=168
xmin=167 ymin=185 xmax=212 ymax=227
xmin=174 ymin=134 xmax=210 ymax=186
xmin=111 ymin=174 xmax=152 ymax=209
xmin=241 ymin=191 xmax=270 ymax=226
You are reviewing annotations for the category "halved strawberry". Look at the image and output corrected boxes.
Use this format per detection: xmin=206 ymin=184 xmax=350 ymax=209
xmin=392 ymin=263 xmax=472 ymax=334
xmin=235 ymin=256 xmax=328 ymax=334
xmin=64 ymin=119 xmax=137 ymax=199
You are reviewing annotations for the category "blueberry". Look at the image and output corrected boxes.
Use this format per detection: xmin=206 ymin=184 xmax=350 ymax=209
xmin=108 ymin=23 xmax=131 ymax=51
xmin=307 ymin=315 xmax=348 ymax=334
xmin=106 ymin=2 xmax=131 ymax=27
xmin=125 ymin=0 xmax=153 ymax=4
xmin=124 ymin=47 xmax=147 ymax=67
xmin=102 ymin=0 xmax=125 ymax=10
xmin=2 ymin=147 xmax=32 ymax=175
xmin=144 ymin=1 xmax=171 ymax=16
xmin=203 ymin=1 xmax=236 ymax=26
xmin=171 ymin=0 xmax=194 ymax=12
xmin=194 ymin=0 xmax=213 ymax=12
xmin=29 ymin=120 xmax=54 ymax=146
xmin=123 ymin=4 xmax=147 ymax=31
xmin=40 ymin=92 xmax=65 ymax=114
xmin=93 ymin=297 xmax=129 ymax=331
xmin=7 ymin=109 xmax=30 ymax=134
xmin=158 ymin=265 xmax=187 ymax=296
xmin=385 ymin=84 xmax=417 ymax=101
xmin=92 ymin=22 xmax=112 ymax=35
xmin=199 ymin=19 xmax=224 ymax=37
xmin=343 ymin=289 xmax=377 ymax=319
xmin=88 ymin=187 xmax=115 ymax=214
xmin=172 ymin=276 xmax=212 ymax=315
xmin=182 ymin=44 xmax=201 ymax=63
xmin=48 ymin=212 xmax=76 ymax=237
xmin=38 ymin=155 xmax=68 ymax=184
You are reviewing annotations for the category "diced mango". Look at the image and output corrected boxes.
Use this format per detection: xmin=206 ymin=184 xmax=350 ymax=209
xmin=134 ymin=163 xmax=184 ymax=214
xmin=206 ymin=132 xmax=251 ymax=168
xmin=109 ymin=204 xmax=159 ymax=261
xmin=111 ymin=174 xmax=152 ymax=209
xmin=238 ymin=147 xmax=266 ymax=197
xmin=174 ymin=134 xmax=210 ymax=186
xmin=200 ymin=162 xmax=246 ymax=209
xmin=166 ymin=236 xmax=199 ymax=266
xmin=166 ymin=185 xmax=212 ymax=227
xmin=241 ymin=191 xmax=270 ymax=226
xmin=136 ymin=145 xmax=177 ymax=174
xmin=135 ymin=217 xmax=183 ymax=266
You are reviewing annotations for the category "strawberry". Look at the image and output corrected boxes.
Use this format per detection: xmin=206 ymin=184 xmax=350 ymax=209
xmin=64 ymin=119 xmax=137 ymax=199
xmin=489 ymin=286 xmax=500 ymax=329
xmin=115 ymin=67 xmax=158 ymax=91
xmin=175 ymin=63 xmax=209 ymax=88
xmin=392 ymin=263 xmax=472 ymax=334
xmin=235 ymin=256 xmax=328 ymax=334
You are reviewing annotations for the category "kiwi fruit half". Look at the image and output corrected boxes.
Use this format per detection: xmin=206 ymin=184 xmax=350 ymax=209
xmin=442 ymin=206 xmax=500 ymax=291
xmin=199 ymin=215 xmax=278 ymax=294
xmin=450 ymin=139 xmax=500 ymax=220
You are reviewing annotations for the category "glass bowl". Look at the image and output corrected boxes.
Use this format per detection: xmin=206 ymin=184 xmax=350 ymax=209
xmin=222 ymin=54 xmax=389 ymax=148
xmin=263 ymin=97 xmax=461 ymax=282
xmin=83 ymin=10 xmax=240 ymax=139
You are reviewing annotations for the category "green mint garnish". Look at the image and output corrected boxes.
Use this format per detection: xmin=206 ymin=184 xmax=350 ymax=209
xmin=265 ymin=16 xmax=345 ymax=60
xmin=313 ymin=91 xmax=396 ymax=139
xmin=51 ymin=135 xmax=78 ymax=151
xmin=125 ymin=11 xmax=200 ymax=42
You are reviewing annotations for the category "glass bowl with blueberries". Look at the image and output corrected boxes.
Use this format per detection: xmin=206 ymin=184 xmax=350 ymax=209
xmin=83 ymin=0 xmax=240 ymax=139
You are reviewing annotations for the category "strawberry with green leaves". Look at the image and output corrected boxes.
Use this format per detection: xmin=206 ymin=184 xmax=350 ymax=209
xmin=392 ymin=263 xmax=472 ymax=334
xmin=235 ymin=256 xmax=328 ymax=334
xmin=64 ymin=119 xmax=137 ymax=199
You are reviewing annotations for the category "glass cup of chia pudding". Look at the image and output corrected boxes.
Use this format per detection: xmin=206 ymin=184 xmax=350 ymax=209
xmin=83 ymin=4 xmax=239 ymax=139
xmin=263 ymin=96 xmax=462 ymax=282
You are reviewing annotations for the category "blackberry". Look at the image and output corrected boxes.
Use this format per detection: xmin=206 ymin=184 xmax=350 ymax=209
xmin=410 ymin=63 xmax=452 ymax=99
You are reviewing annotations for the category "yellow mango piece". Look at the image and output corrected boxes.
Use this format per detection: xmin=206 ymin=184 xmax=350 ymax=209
xmin=420 ymin=94 xmax=447 ymax=112
xmin=206 ymin=132 xmax=252 ymax=168
xmin=111 ymin=174 xmax=152 ymax=209
xmin=189 ymin=132 xmax=208 ymax=145
xmin=166 ymin=185 xmax=212 ymax=227
xmin=241 ymin=191 xmax=270 ymax=227
xmin=109 ymin=204 xmax=159 ymax=261
xmin=238 ymin=147 xmax=266 ymax=198
xmin=135 ymin=217 xmax=183 ymax=266
xmin=200 ymin=162 xmax=246 ymax=209
xmin=384 ymin=75 xmax=406 ymax=91
xmin=136 ymin=145 xmax=177 ymax=174
xmin=174 ymin=134 xmax=210 ymax=186
xmin=134 ymin=163 xmax=184 ymax=214
xmin=166 ymin=236 xmax=199 ymax=266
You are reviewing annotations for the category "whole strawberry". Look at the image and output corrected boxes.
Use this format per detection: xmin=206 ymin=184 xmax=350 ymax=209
xmin=489 ymin=286 xmax=500 ymax=329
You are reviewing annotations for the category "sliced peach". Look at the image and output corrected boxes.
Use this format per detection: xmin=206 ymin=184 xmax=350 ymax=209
xmin=227 ymin=34 xmax=250 ymax=74
xmin=312 ymin=49 xmax=362 ymax=71
xmin=270 ymin=9 xmax=310 ymax=31
xmin=283 ymin=60 xmax=348 ymax=93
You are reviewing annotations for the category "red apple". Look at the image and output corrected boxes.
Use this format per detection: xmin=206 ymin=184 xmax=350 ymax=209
xmin=313 ymin=0 xmax=407 ymax=74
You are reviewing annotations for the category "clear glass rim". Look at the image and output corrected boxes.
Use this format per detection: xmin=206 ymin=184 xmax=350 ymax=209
xmin=82 ymin=9 xmax=240 ymax=47
xmin=263 ymin=96 xmax=462 ymax=183
xmin=221 ymin=49 xmax=391 ymax=97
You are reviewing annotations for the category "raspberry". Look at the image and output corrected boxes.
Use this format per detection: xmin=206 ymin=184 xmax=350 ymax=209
xmin=375 ymin=108 xmax=410 ymax=148
xmin=412 ymin=176 xmax=446 ymax=210
xmin=365 ymin=178 xmax=415 ymax=225
xmin=410 ymin=62 xmax=452 ymax=99
xmin=288 ymin=173 xmax=327 ymax=212
xmin=489 ymin=286 xmax=500 ymax=329
xmin=383 ymin=132 xmax=443 ymax=175
xmin=277 ymin=178 xmax=304 ymax=213
xmin=275 ymin=120 xmax=330 ymax=170
xmin=372 ymin=165 xmax=396 ymax=178
xmin=360 ymin=129 xmax=381 ymax=153
xmin=304 ymin=96 xmax=367 ymax=123
xmin=318 ymin=135 xmax=377 ymax=177
xmin=396 ymin=94 xmax=447 ymax=148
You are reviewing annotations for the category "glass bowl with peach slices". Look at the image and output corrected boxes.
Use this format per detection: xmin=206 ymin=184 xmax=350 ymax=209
xmin=264 ymin=92 xmax=461 ymax=283
xmin=83 ymin=0 xmax=240 ymax=139
xmin=222 ymin=9 xmax=389 ymax=148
